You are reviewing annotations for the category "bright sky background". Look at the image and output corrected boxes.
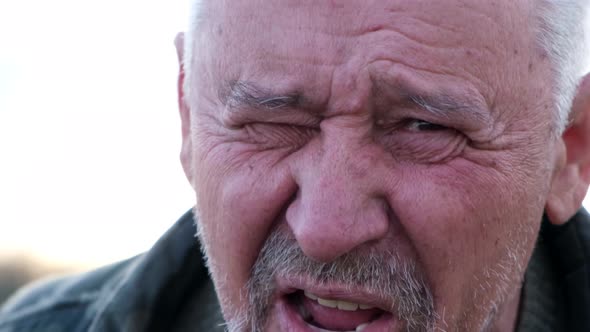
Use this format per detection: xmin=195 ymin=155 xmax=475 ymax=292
xmin=0 ymin=0 xmax=194 ymax=268
xmin=0 ymin=1 xmax=589 ymax=269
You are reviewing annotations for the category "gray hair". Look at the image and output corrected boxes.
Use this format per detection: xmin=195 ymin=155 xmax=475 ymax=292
xmin=535 ymin=0 xmax=589 ymax=134
xmin=183 ymin=0 xmax=207 ymax=107
xmin=183 ymin=0 xmax=589 ymax=135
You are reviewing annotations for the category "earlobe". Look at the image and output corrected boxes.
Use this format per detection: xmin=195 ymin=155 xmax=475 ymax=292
xmin=175 ymin=32 xmax=195 ymax=187
xmin=545 ymin=74 xmax=590 ymax=225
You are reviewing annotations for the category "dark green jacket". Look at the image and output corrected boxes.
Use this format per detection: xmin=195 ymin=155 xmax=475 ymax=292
xmin=0 ymin=209 xmax=589 ymax=331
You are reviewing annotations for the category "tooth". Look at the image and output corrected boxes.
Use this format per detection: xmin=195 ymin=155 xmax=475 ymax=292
xmin=356 ymin=323 xmax=369 ymax=331
xmin=304 ymin=291 xmax=319 ymax=300
xmin=337 ymin=300 xmax=359 ymax=311
xmin=317 ymin=297 xmax=338 ymax=308
xmin=359 ymin=304 xmax=374 ymax=310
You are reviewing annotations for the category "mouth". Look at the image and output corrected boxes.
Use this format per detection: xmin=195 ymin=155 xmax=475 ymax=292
xmin=278 ymin=288 xmax=397 ymax=332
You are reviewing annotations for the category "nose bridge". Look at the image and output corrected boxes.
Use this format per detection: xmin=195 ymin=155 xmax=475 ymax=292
xmin=318 ymin=131 xmax=375 ymax=190
xmin=287 ymin=128 xmax=390 ymax=262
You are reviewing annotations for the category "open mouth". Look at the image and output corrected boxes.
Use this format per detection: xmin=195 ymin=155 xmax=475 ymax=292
xmin=283 ymin=289 xmax=394 ymax=332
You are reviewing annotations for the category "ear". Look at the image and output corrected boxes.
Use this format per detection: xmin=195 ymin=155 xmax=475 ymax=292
xmin=175 ymin=32 xmax=194 ymax=187
xmin=545 ymin=74 xmax=590 ymax=225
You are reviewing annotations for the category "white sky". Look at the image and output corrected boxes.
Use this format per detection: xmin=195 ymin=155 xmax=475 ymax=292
xmin=0 ymin=0 xmax=194 ymax=267
xmin=0 ymin=1 xmax=589 ymax=269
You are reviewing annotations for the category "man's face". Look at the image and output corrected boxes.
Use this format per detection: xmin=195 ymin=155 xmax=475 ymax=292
xmin=185 ymin=0 xmax=561 ymax=331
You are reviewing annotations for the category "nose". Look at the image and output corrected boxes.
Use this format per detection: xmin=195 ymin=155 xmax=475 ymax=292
xmin=286 ymin=125 xmax=391 ymax=262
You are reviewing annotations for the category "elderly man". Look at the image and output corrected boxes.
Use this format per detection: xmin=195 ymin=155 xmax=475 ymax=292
xmin=2 ymin=0 xmax=590 ymax=331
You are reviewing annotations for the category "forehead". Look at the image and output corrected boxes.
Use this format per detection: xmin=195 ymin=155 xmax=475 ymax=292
xmin=195 ymin=0 xmax=541 ymax=114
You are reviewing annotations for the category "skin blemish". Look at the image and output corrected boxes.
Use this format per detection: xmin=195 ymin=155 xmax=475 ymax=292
xmin=328 ymin=0 xmax=344 ymax=9
xmin=538 ymin=50 xmax=548 ymax=61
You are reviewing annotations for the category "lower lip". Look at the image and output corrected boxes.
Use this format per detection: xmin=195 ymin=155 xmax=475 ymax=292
xmin=276 ymin=296 xmax=398 ymax=332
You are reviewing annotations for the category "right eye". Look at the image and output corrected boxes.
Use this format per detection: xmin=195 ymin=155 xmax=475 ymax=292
xmin=243 ymin=122 xmax=319 ymax=149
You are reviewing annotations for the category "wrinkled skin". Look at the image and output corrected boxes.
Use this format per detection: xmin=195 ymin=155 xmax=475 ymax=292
xmin=176 ymin=0 xmax=590 ymax=331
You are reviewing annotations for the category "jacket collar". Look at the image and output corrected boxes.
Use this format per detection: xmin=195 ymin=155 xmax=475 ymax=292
xmin=87 ymin=208 xmax=590 ymax=331
xmin=88 ymin=209 xmax=215 ymax=332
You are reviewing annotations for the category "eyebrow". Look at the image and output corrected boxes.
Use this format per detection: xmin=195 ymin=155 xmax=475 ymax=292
xmin=221 ymin=81 xmax=304 ymax=110
xmin=371 ymin=71 xmax=492 ymax=123
xmin=221 ymin=79 xmax=490 ymax=123
xmin=384 ymin=86 xmax=491 ymax=126
xmin=407 ymin=93 xmax=487 ymax=121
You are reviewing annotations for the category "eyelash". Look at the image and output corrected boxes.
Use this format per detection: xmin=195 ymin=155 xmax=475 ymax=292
xmin=243 ymin=118 xmax=452 ymax=145
xmin=238 ymin=118 xmax=465 ymax=164
xmin=376 ymin=118 xmax=452 ymax=133
xmin=403 ymin=119 xmax=450 ymax=132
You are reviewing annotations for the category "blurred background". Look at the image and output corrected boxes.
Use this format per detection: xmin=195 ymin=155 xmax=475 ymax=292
xmin=0 ymin=0 xmax=589 ymax=306
xmin=0 ymin=0 xmax=194 ymax=304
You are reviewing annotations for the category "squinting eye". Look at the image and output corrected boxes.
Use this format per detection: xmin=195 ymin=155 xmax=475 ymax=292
xmin=405 ymin=119 xmax=448 ymax=132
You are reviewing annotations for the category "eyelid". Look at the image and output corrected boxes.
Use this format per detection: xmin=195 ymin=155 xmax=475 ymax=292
xmin=375 ymin=101 xmax=483 ymax=132
xmin=242 ymin=122 xmax=320 ymax=150
xmin=222 ymin=106 xmax=322 ymax=129
xmin=404 ymin=119 xmax=449 ymax=132
xmin=376 ymin=117 xmax=448 ymax=130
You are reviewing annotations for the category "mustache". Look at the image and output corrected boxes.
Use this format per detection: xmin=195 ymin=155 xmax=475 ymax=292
xmin=245 ymin=226 xmax=438 ymax=332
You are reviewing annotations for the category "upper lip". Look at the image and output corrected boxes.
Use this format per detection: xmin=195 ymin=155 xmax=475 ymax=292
xmin=276 ymin=275 xmax=397 ymax=314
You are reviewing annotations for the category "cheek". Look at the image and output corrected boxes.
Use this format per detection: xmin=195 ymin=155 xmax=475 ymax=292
xmin=192 ymin=139 xmax=297 ymax=313
xmin=389 ymin=158 xmax=546 ymax=317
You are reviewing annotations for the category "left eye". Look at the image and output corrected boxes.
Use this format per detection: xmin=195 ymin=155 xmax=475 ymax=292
xmin=405 ymin=119 xmax=449 ymax=132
